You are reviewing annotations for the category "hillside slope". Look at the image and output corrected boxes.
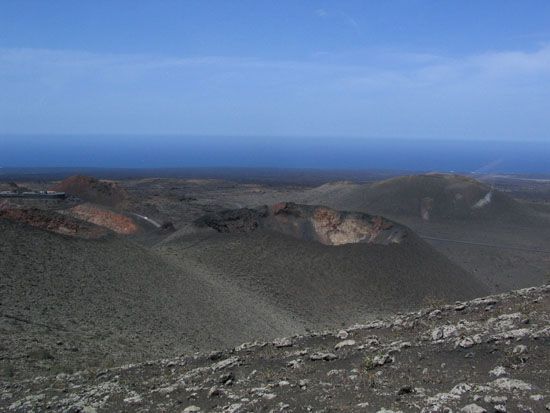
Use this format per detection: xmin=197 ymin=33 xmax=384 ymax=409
xmin=300 ymin=174 xmax=540 ymax=223
xmin=0 ymin=219 xmax=303 ymax=379
xmin=162 ymin=230 xmax=486 ymax=325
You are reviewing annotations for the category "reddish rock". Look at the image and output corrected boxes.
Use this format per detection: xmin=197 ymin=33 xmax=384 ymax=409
xmin=0 ymin=207 xmax=108 ymax=239
xmin=68 ymin=203 xmax=138 ymax=235
xmin=51 ymin=175 xmax=128 ymax=207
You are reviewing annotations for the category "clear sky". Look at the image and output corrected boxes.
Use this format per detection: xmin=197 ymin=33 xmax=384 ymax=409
xmin=1 ymin=1 xmax=550 ymax=140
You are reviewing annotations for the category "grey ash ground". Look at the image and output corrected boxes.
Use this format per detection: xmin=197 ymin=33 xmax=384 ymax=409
xmin=2 ymin=285 xmax=549 ymax=412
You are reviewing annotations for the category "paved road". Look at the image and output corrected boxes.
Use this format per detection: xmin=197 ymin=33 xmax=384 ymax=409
xmin=421 ymin=235 xmax=550 ymax=254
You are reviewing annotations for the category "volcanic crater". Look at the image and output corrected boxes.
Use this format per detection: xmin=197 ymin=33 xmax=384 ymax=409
xmin=196 ymin=202 xmax=407 ymax=246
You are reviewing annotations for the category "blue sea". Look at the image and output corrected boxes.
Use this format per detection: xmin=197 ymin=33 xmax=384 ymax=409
xmin=0 ymin=135 xmax=548 ymax=174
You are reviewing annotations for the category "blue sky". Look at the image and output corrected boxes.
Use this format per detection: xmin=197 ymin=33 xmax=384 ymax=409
xmin=1 ymin=1 xmax=550 ymax=140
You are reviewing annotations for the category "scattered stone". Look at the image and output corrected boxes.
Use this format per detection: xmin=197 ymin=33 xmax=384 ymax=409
xmin=336 ymin=330 xmax=349 ymax=339
xmin=451 ymin=383 xmax=472 ymax=396
xmin=211 ymin=356 xmax=239 ymax=371
xmin=460 ymin=404 xmax=486 ymax=413
xmin=208 ymin=386 xmax=221 ymax=398
xmin=334 ymin=339 xmax=356 ymax=350
xmin=471 ymin=296 xmax=499 ymax=306
xmin=397 ymin=385 xmax=414 ymax=395
xmin=513 ymin=344 xmax=528 ymax=354
xmin=489 ymin=366 xmax=507 ymax=377
xmin=155 ymin=382 xmax=182 ymax=394
xmin=225 ymin=403 xmax=243 ymax=413
xmin=123 ymin=392 xmax=142 ymax=404
xmin=428 ymin=309 xmax=442 ymax=319
xmin=457 ymin=336 xmax=476 ymax=348
xmin=298 ymin=379 xmax=309 ymax=388
xmin=183 ymin=406 xmax=201 ymax=413
xmin=234 ymin=341 xmax=261 ymax=351
xmin=357 ymin=337 xmax=380 ymax=350
xmin=372 ymin=353 xmax=394 ymax=367
xmin=273 ymin=338 xmax=293 ymax=348
xmin=310 ymin=352 xmax=337 ymax=361
xmin=490 ymin=328 xmax=530 ymax=341
xmin=491 ymin=378 xmax=532 ymax=391
xmin=533 ymin=326 xmax=550 ymax=338
xmin=219 ymin=372 xmax=235 ymax=384
xmin=432 ymin=325 xmax=458 ymax=341
xmin=484 ymin=396 xmax=507 ymax=404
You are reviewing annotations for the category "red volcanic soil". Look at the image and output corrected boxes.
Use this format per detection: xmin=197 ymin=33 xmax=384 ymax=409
xmin=51 ymin=175 xmax=128 ymax=207
xmin=68 ymin=203 xmax=139 ymax=235
xmin=0 ymin=207 xmax=109 ymax=239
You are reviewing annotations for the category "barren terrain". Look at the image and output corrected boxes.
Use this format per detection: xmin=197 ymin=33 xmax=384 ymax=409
xmin=1 ymin=169 xmax=549 ymax=412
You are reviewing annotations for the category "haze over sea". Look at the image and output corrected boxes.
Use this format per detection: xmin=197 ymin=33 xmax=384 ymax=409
xmin=1 ymin=135 xmax=548 ymax=174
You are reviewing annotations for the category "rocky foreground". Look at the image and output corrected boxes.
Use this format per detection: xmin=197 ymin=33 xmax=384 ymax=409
xmin=2 ymin=285 xmax=549 ymax=413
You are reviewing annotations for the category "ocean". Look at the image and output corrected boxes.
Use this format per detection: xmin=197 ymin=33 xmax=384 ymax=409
xmin=1 ymin=135 xmax=548 ymax=174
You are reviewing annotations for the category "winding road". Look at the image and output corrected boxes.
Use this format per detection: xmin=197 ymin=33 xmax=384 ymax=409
xmin=132 ymin=213 xmax=162 ymax=228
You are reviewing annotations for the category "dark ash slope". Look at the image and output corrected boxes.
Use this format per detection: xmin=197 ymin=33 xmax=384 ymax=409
xmin=0 ymin=219 xmax=302 ymax=379
xmin=301 ymin=174 xmax=540 ymax=223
